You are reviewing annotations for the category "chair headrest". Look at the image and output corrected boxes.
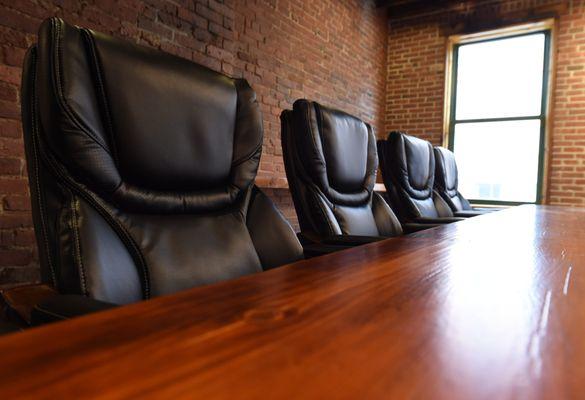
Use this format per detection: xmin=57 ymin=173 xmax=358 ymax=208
xmin=434 ymin=146 xmax=459 ymax=194
xmin=36 ymin=17 xmax=262 ymax=213
xmin=289 ymin=99 xmax=377 ymax=206
xmin=385 ymin=131 xmax=435 ymax=200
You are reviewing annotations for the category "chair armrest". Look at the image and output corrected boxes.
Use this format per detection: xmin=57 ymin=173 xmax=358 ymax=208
xmin=412 ymin=217 xmax=466 ymax=224
xmin=32 ymin=295 xmax=117 ymax=326
xmin=454 ymin=210 xmax=488 ymax=218
xmin=298 ymin=232 xmax=386 ymax=257
xmin=319 ymin=235 xmax=387 ymax=246
xmin=1 ymin=284 xmax=58 ymax=325
xmin=0 ymin=284 xmax=117 ymax=326
xmin=401 ymin=223 xmax=442 ymax=233
xmin=301 ymin=242 xmax=353 ymax=257
xmin=298 ymin=232 xmax=386 ymax=246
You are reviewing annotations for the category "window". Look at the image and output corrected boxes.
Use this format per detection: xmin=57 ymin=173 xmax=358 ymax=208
xmin=445 ymin=22 xmax=553 ymax=205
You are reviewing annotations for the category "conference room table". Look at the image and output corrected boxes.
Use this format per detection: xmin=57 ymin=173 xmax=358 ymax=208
xmin=0 ymin=205 xmax=583 ymax=399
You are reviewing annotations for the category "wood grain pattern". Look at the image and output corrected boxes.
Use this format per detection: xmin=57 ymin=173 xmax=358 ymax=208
xmin=0 ymin=205 xmax=583 ymax=399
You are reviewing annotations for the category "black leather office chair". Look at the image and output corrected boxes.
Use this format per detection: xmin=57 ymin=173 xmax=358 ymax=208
xmin=281 ymin=100 xmax=403 ymax=254
xmin=434 ymin=147 xmax=495 ymax=217
xmin=377 ymin=131 xmax=464 ymax=226
xmin=12 ymin=17 xmax=303 ymax=325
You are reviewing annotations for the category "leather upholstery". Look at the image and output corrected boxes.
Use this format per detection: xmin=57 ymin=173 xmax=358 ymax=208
xmin=21 ymin=18 xmax=303 ymax=305
xmin=433 ymin=146 xmax=473 ymax=212
xmin=377 ymin=131 xmax=455 ymax=222
xmin=281 ymin=100 xmax=402 ymax=242
xmin=434 ymin=146 xmax=496 ymax=217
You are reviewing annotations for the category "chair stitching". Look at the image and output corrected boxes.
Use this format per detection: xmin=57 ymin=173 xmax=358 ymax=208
xmin=82 ymin=29 xmax=119 ymax=164
xmin=46 ymin=20 xmax=149 ymax=298
xmin=306 ymin=103 xmax=327 ymax=183
xmin=69 ymin=193 xmax=88 ymax=295
xmin=231 ymin=141 xmax=262 ymax=168
xmin=41 ymin=149 xmax=151 ymax=299
xmin=232 ymin=80 xmax=263 ymax=167
xmin=51 ymin=19 xmax=112 ymax=155
xmin=312 ymin=189 xmax=336 ymax=236
xmin=28 ymin=48 xmax=57 ymax=286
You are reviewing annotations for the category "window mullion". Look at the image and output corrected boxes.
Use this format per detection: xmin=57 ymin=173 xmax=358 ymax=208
xmin=454 ymin=115 xmax=542 ymax=125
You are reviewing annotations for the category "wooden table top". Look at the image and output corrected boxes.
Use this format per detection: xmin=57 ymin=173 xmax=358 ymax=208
xmin=0 ymin=205 xmax=583 ymax=399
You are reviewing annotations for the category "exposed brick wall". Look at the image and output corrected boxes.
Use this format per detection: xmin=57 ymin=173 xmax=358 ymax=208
xmin=236 ymin=0 xmax=388 ymax=187
xmin=550 ymin=0 xmax=585 ymax=205
xmin=0 ymin=0 xmax=387 ymax=287
xmin=385 ymin=23 xmax=445 ymax=144
xmin=385 ymin=0 xmax=585 ymax=206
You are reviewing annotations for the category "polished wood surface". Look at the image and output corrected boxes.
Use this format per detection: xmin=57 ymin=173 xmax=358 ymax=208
xmin=0 ymin=205 xmax=583 ymax=399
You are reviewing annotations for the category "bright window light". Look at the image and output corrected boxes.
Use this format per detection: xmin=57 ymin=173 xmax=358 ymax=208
xmin=449 ymin=30 xmax=549 ymax=204
xmin=454 ymin=120 xmax=541 ymax=202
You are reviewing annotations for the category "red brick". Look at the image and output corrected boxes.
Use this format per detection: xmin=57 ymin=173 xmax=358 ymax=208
xmin=0 ymin=157 xmax=21 ymax=175
xmin=0 ymin=7 xmax=40 ymax=34
xmin=1 ymin=45 xmax=26 ymax=66
xmin=0 ymin=266 xmax=40 ymax=287
xmin=0 ymin=248 xmax=32 ymax=265
xmin=0 ymin=178 xmax=28 ymax=194
xmin=0 ymin=99 xmax=19 ymax=119
xmin=13 ymin=228 xmax=35 ymax=246
xmin=0 ymin=63 xmax=21 ymax=85
xmin=178 ymin=8 xmax=208 ymax=30
xmin=0 ymin=118 xmax=20 ymax=138
xmin=195 ymin=4 xmax=223 ymax=25
xmin=0 ymin=138 xmax=24 ymax=157
xmin=0 ymin=81 xmax=17 ymax=102
xmin=0 ymin=25 xmax=30 ymax=48
xmin=3 ymin=195 xmax=30 ymax=211
xmin=0 ymin=214 xmax=32 ymax=229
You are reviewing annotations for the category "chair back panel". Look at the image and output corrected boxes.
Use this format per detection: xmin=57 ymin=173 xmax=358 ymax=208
xmin=378 ymin=132 xmax=453 ymax=221
xmin=434 ymin=147 xmax=472 ymax=212
xmin=320 ymin=108 xmax=370 ymax=192
xmin=281 ymin=100 xmax=402 ymax=238
xmin=22 ymin=18 xmax=302 ymax=303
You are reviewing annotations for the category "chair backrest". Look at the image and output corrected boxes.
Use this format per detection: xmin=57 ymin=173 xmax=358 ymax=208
xmin=21 ymin=18 xmax=302 ymax=304
xmin=377 ymin=131 xmax=453 ymax=222
xmin=433 ymin=147 xmax=472 ymax=212
xmin=281 ymin=100 xmax=402 ymax=238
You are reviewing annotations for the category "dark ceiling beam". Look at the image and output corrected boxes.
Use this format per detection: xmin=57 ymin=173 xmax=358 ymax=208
xmin=376 ymin=0 xmax=464 ymax=19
